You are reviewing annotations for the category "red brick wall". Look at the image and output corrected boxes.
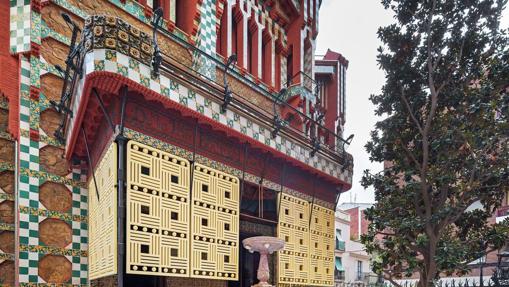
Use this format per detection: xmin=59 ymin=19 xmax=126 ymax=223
xmin=345 ymin=207 xmax=370 ymax=241
xmin=346 ymin=207 xmax=360 ymax=240
xmin=0 ymin=1 xmax=19 ymax=138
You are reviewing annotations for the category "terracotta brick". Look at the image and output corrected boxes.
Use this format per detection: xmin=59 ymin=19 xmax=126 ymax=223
xmin=0 ymin=200 xmax=14 ymax=224
xmin=40 ymin=108 xmax=63 ymax=138
xmin=39 ymin=218 xmax=73 ymax=248
xmin=0 ymin=230 xmax=14 ymax=253
xmin=40 ymin=74 xmax=64 ymax=102
xmin=0 ymin=138 xmax=14 ymax=163
xmin=0 ymin=0 xmax=20 ymax=138
xmin=38 ymin=255 xmax=72 ymax=283
xmin=40 ymin=38 xmax=67 ymax=69
xmin=0 ymin=171 xmax=14 ymax=194
xmin=41 ymin=4 xmax=84 ymax=40
xmin=39 ymin=181 xmax=72 ymax=212
xmin=39 ymin=145 xmax=70 ymax=176
xmin=0 ymin=261 xmax=15 ymax=286
xmin=0 ymin=108 xmax=7 ymax=132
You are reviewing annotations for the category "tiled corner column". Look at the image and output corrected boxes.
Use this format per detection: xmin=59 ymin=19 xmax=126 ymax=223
xmin=15 ymin=18 xmax=90 ymax=287
xmin=193 ymin=0 xmax=218 ymax=80
xmin=9 ymin=0 xmax=31 ymax=54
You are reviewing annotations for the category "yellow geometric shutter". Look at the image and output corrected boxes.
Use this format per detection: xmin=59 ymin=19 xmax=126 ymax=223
xmin=190 ymin=163 xmax=239 ymax=280
xmin=309 ymin=204 xmax=335 ymax=286
xmin=126 ymin=141 xmax=191 ymax=277
xmin=88 ymin=142 xmax=117 ymax=280
xmin=277 ymin=193 xmax=310 ymax=285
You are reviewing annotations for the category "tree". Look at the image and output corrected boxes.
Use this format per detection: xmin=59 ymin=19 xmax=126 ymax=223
xmin=361 ymin=1 xmax=509 ymax=287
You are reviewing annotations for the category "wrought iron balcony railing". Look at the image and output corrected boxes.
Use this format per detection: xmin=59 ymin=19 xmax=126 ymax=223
xmin=53 ymin=14 xmax=353 ymax=172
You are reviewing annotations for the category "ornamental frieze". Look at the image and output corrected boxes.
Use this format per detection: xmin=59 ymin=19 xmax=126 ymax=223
xmin=83 ymin=15 xmax=152 ymax=66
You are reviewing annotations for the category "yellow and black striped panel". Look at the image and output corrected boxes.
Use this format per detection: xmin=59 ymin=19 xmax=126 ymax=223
xmin=309 ymin=205 xmax=335 ymax=286
xmin=190 ymin=163 xmax=239 ymax=280
xmin=89 ymin=142 xmax=117 ymax=280
xmin=126 ymin=141 xmax=191 ymax=277
xmin=277 ymin=193 xmax=310 ymax=285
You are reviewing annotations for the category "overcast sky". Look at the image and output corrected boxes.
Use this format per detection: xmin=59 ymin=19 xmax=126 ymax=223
xmin=315 ymin=1 xmax=509 ymax=204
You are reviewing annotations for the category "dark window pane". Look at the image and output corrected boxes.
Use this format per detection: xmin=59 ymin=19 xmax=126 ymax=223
xmin=141 ymin=166 xmax=150 ymax=175
xmin=240 ymin=182 xmax=260 ymax=217
xmin=262 ymin=188 xmax=277 ymax=221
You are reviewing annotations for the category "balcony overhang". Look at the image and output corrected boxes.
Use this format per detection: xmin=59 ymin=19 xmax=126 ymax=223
xmin=59 ymin=15 xmax=353 ymax=188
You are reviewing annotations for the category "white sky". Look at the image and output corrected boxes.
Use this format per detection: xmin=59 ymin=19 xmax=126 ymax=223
xmin=315 ymin=1 xmax=509 ymax=204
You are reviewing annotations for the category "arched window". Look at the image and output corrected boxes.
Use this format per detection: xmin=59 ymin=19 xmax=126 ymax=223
xmin=287 ymin=49 xmax=293 ymax=87
xmin=231 ymin=14 xmax=238 ymax=56
xmin=216 ymin=6 xmax=228 ymax=57
xmin=247 ymin=27 xmax=253 ymax=73
xmin=261 ymin=30 xmax=272 ymax=85
xmin=175 ymin=0 xmax=197 ymax=34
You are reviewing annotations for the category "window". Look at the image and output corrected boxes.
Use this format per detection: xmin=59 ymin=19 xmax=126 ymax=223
xmin=357 ymin=260 xmax=363 ymax=280
xmin=247 ymin=27 xmax=253 ymax=74
xmin=335 ymin=228 xmax=345 ymax=250
xmin=231 ymin=15 xmax=238 ymax=56
xmin=286 ymin=51 xmax=293 ymax=86
xmin=261 ymin=37 xmax=270 ymax=84
xmin=216 ymin=6 xmax=228 ymax=57
xmin=335 ymin=257 xmax=345 ymax=281
xmin=240 ymin=181 xmax=278 ymax=221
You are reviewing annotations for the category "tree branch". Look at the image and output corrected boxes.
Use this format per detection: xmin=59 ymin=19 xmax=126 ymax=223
xmin=400 ymin=87 xmax=424 ymax=135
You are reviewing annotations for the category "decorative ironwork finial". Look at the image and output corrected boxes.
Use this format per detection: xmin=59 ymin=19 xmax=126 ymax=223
xmin=271 ymin=87 xmax=288 ymax=139
xmin=221 ymin=54 xmax=238 ymax=113
xmin=151 ymin=7 xmax=164 ymax=78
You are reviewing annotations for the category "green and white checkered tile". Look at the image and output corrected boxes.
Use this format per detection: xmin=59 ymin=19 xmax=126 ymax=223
xmin=72 ymin=254 xmax=88 ymax=285
xmin=10 ymin=0 xmax=31 ymax=54
xmin=192 ymin=0 xmax=217 ymax=79
xmin=71 ymin=167 xmax=88 ymax=285
xmin=18 ymin=250 xmax=40 ymax=283
xmin=83 ymin=49 xmax=349 ymax=182
xmin=19 ymin=212 xmax=39 ymax=247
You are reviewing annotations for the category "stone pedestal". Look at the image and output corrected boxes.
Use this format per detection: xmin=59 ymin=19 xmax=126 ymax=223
xmin=242 ymin=236 xmax=285 ymax=287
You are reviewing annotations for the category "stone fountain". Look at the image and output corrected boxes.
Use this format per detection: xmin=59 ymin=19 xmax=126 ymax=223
xmin=242 ymin=236 xmax=285 ymax=287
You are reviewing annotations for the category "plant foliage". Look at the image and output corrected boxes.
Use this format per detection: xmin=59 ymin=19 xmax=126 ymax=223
xmin=362 ymin=1 xmax=509 ymax=286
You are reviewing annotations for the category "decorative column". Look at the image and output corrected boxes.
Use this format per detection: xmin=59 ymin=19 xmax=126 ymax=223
xmin=234 ymin=7 xmax=246 ymax=69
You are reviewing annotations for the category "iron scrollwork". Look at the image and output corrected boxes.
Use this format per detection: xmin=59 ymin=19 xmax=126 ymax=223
xmin=221 ymin=54 xmax=238 ymax=113
xmin=151 ymin=7 xmax=163 ymax=78
xmin=50 ymin=13 xmax=88 ymax=144
xmin=271 ymin=88 xmax=288 ymax=139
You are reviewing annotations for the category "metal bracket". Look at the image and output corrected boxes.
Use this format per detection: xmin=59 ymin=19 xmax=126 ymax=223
xmin=271 ymin=116 xmax=285 ymax=139
xmin=310 ymin=137 xmax=320 ymax=157
xmin=271 ymin=88 xmax=288 ymax=138
xmin=92 ymin=88 xmax=115 ymax=132
xmin=82 ymin=127 xmax=100 ymax=201
xmin=151 ymin=7 xmax=164 ymax=78
xmin=221 ymin=54 xmax=238 ymax=113
xmin=50 ymin=12 xmax=86 ymax=145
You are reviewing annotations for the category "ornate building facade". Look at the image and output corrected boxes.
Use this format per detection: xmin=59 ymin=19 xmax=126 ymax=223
xmin=0 ymin=0 xmax=353 ymax=286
